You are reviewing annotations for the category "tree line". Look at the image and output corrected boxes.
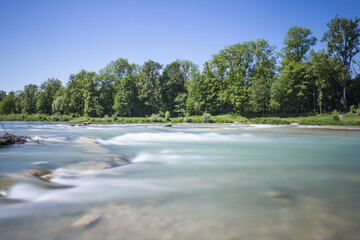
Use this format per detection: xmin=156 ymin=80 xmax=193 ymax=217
xmin=1 ymin=15 xmax=359 ymax=118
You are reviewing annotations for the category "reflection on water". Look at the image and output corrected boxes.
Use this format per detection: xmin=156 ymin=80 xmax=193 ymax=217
xmin=0 ymin=122 xmax=360 ymax=240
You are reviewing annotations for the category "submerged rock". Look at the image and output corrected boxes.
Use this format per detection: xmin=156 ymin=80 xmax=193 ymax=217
xmin=266 ymin=191 xmax=293 ymax=203
xmin=65 ymin=161 xmax=114 ymax=171
xmin=111 ymin=156 xmax=130 ymax=165
xmin=72 ymin=213 xmax=100 ymax=229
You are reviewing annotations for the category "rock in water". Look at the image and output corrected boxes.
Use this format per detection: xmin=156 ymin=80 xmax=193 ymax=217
xmin=27 ymin=169 xmax=52 ymax=180
xmin=40 ymin=174 xmax=53 ymax=181
xmin=165 ymin=122 xmax=172 ymax=127
xmin=27 ymin=169 xmax=44 ymax=177
xmin=72 ymin=214 xmax=100 ymax=229
xmin=0 ymin=133 xmax=27 ymax=145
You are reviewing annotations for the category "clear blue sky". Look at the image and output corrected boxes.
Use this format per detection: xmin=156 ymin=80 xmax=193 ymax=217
xmin=0 ymin=0 xmax=359 ymax=92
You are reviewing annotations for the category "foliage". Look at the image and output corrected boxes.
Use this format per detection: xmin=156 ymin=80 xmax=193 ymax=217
xmin=1 ymin=15 xmax=360 ymax=122
xmin=332 ymin=110 xmax=340 ymax=121
xmin=150 ymin=113 xmax=162 ymax=122
xmin=322 ymin=15 xmax=360 ymax=109
xmin=201 ymin=113 xmax=212 ymax=123
xmin=249 ymin=117 xmax=290 ymax=125
xmin=0 ymin=92 xmax=16 ymax=114
xmin=165 ymin=111 xmax=170 ymax=121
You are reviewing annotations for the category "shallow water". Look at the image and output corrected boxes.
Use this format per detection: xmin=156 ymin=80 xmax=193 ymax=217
xmin=1 ymin=122 xmax=360 ymax=240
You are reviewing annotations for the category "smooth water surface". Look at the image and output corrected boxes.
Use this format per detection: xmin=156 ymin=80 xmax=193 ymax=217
xmin=1 ymin=122 xmax=360 ymax=240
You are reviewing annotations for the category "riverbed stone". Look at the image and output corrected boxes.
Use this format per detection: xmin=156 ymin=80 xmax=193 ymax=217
xmin=72 ymin=214 xmax=100 ymax=229
xmin=65 ymin=161 xmax=113 ymax=171
xmin=27 ymin=169 xmax=43 ymax=177
xmin=40 ymin=174 xmax=53 ymax=181
xmin=266 ymin=191 xmax=293 ymax=203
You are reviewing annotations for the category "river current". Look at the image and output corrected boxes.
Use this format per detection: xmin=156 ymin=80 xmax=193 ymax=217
xmin=0 ymin=122 xmax=360 ymax=240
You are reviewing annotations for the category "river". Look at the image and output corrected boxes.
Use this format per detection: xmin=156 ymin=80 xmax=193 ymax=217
xmin=0 ymin=122 xmax=360 ymax=240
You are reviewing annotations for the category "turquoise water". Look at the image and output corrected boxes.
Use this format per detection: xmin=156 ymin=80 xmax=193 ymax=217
xmin=1 ymin=122 xmax=360 ymax=240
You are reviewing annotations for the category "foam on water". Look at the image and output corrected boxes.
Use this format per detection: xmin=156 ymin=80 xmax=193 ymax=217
xmin=97 ymin=131 xmax=266 ymax=146
xmin=132 ymin=151 xmax=205 ymax=165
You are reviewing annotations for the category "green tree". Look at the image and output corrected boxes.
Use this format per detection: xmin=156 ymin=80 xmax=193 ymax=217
xmin=207 ymin=42 xmax=255 ymax=114
xmin=61 ymin=70 xmax=88 ymax=116
xmin=160 ymin=60 xmax=198 ymax=115
xmin=0 ymin=91 xmax=16 ymax=114
xmin=308 ymin=50 xmax=343 ymax=114
xmin=0 ymin=90 xmax=6 ymax=101
xmin=272 ymin=26 xmax=317 ymax=113
xmin=113 ymin=75 xmax=140 ymax=117
xmin=83 ymin=72 xmax=98 ymax=117
xmin=271 ymin=62 xmax=311 ymax=113
xmin=249 ymin=39 xmax=277 ymax=114
xmin=21 ymin=84 xmax=38 ymax=114
xmin=101 ymin=58 xmax=138 ymax=81
xmin=37 ymin=78 xmax=63 ymax=114
xmin=185 ymin=72 xmax=205 ymax=115
xmin=95 ymin=73 xmax=116 ymax=116
xmin=322 ymin=15 xmax=360 ymax=109
xmin=282 ymin=26 xmax=317 ymax=63
xmin=137 ymin=60 xmax=163 ymax=113
xmin=52 ymin=96 xmax=63 ymax=114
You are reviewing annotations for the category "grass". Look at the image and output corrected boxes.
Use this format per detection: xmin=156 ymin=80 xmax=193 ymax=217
xmin=0 ymin=113 xmax=73 ymax=122
xmin=1 ymin=112 xmax=360 ymax=126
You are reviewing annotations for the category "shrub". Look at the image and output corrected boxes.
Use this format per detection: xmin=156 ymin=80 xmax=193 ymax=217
xmin=165 ymin=111 xmax=170 ymax=121
xmin=332 ymin=110 xmax=340 ymax=121
xmin=150 ymin=114 xmax=162 ymax=122
xmin=250 ymin=117 xmax=290 ymax=125
xmin=104 ymin=114 xmax=112 ymax=122
xmin=349 ymin=105 xmax=356 ymax=114
xmin=112 ymin=114 xmax=118 ymax=121
xmin=184 ymin=113 xmax=191 ymax=123
xmin=201 ymin=113 xmax=212 ymax=123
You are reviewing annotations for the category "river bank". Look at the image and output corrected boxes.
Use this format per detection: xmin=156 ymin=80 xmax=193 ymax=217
xmin=1 ymin=112 xmax=360 ymax=126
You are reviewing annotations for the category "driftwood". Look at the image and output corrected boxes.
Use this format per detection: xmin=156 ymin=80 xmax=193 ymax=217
xmin=0 ymin=133 xmax=27 ymax=145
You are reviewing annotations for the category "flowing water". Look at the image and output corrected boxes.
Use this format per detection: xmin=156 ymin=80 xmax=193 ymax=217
xmin=0 ymin=122 xmax=360 ymax=240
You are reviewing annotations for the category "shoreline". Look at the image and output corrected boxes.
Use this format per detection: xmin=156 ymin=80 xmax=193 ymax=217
xmin=1 ymin=113 xmax=360 ymax=126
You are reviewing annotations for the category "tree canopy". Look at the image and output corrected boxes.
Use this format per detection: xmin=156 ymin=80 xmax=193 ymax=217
xmin=1 ymin=15 xmax=359 ymax=117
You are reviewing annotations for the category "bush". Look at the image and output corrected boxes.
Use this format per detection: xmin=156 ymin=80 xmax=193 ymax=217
xmin=332 ymin=110 xmax=340 ymax=121
xmin=104 ymin=115 xmax=112 ymax=122
xmin=165 ymin=111 xmax=170 ymax=121
xmin=349 ymin=105 xmax=356 ymax=114
xmin=201 ymin=113 xmax=212 ymax=123
xmin=112 ymin=114 xmax=118 ymax=121
xmin=150 ymin=114 xmax=162 ymax=122
xmin=184 ymin=113 xmax=191 ymax=123
xmin=250 ymin=117 xmax=290 ymax=125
